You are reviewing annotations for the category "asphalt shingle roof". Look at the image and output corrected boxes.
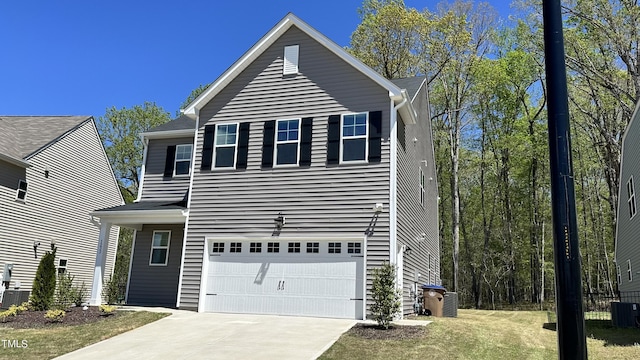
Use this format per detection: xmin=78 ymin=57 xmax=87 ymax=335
xmin=95 ymin=199 xmax=187 ymax=212
xmin=146 ymin=115 xmax=195 ymax=133
xmin=0 ymin=116 xmax=92 ymax=160
xmin=391 ymin=76 xmax=426 ymax=100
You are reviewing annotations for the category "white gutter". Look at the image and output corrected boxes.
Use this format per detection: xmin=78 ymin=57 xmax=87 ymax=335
xmin=140 ymin=129 xmax=195 ymax=140
xmin=0 ymin=153 xmax=30 ymax=168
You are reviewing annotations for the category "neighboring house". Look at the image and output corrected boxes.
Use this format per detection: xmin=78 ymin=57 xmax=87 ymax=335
xmin=90 ymin=13 xmax=440 ymax=319
xmin=0 ymin=116 xmax=122 ymax=303
xmin=615 ymin=100 xmax=640 ymax=300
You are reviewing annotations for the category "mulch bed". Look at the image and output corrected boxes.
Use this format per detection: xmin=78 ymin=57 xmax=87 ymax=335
xmin=348 ymin=323 xmax=427 ymax=340
xmin=0 ymin=306 xmax=119 ymax=328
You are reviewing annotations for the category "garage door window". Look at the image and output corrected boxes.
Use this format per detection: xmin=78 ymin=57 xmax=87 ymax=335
xmin=230 ymin=242 xmax=242 ymax=253
xmin=288 ymin=242 xmax=301 ymax=253
xmin=347 ymin=242 xmax=361 ymax=254
xmin=212 ymin=242 xmax=225 ymax=253
xmin=267 ymin=242 xmax=280 ymax=253
xmin=328 ymin=242 xmax=341 ymax=253
xmin=150 ymin=231 xmax=170 ymax=265
xmin=306 ymin=242 xmax=319 ymax=253
xmin=250 ymin=242 xmax=262 ymax=253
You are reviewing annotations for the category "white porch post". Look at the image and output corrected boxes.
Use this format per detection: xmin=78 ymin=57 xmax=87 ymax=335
xmin=90 ymin=221 xmax=112 ymax=305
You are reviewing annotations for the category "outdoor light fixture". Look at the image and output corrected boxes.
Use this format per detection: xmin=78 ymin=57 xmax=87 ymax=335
xmin=50 ymin=239 xmax=56 ymax=250
xmin=274 ymin=213 xmax=286 ymax=230
xmin=33 ymin=241 xmax=41 ymax=259
xmin=405 ymin=246 xmax=413 ymax=256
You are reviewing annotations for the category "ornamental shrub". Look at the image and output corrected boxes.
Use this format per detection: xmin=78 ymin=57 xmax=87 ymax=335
xmin=44 ymin=309 xmax=65 ymax=322
xmin=99 ymin=304 xmax=117 ymax=315
xmin=370 ymin=262 xmax=401 ymax=329
xmin=30 ymin=249 xmax=57 ymax=311
xmin=54 ymin=271 xmax=75 ymax=310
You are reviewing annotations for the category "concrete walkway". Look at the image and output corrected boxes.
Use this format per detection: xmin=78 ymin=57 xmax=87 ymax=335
xmin=55 ymin=308 xmax=357 ymax=360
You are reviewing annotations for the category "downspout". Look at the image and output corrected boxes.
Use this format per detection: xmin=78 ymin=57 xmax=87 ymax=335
xmin=135 ymin=136 xmax=149 ymax=203
xmin=389 ymin=96 xmax=408 ymax=264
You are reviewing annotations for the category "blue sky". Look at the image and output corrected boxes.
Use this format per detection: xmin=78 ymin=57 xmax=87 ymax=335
xmin=0 ymin=1 xmax=514 ymax=118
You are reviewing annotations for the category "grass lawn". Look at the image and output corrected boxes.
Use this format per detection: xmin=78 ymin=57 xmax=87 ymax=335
xmin=0 ymin=310 xmax=168 ymax=360
xmin=320 ymin=309 xmax=640 ymax=360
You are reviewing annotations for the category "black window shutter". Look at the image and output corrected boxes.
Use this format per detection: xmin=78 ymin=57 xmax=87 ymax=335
xmin=201 ymin=125 xmax=215 ymax=170
xmin=368 ymin=111 xmax=382 ymax=163
xmin=300 ymin=118 xmax=313 ymax=167
xmin=326 ymin=115 xmax=340 ymax=165
xmin=236 ymin=123 xmax=250 ymax=169
xmin=164 ymin=145 xmax=176 ymax=177
xmin=261 ymin=120 xmax=276 ymax=168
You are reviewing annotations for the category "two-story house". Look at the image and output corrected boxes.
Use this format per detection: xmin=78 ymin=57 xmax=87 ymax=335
xmin=615 ymin=100 xmax=640 ymax=301
xmin=0 ymin=116 xmax=122 ymax=305
xmin=90 ymin=13 xmax=440 ymax=319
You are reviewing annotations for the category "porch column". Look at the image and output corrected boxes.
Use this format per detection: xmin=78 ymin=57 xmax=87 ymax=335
xmin=90 ymin=221 xmax=112 ymax=305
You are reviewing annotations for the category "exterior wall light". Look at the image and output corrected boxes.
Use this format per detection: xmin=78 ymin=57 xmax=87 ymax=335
xmin=274 ymin=213 xmax=286 ymax=230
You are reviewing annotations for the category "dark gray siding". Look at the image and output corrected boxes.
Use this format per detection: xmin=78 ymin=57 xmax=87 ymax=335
xmin=127 ymin=224 xmax=184 ymax=307
xmin=179 ymin=26 xmax=392 ymax=310
xmin=396 ymin=83 xmax=440 ymax=314
xmin=0 ymin=121 xmax=122 ymax=293
xmin=616 ymin=107 xmax=640 ymax=293
xmin=0 ymin=161 xmax=25 ymax=191
xmin=140 ymin=137 xmax=193 ymax=201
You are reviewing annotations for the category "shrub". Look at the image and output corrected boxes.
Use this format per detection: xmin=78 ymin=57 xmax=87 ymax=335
xmin=72 ymin=281 xmax=89 ymax=306
xmin=54 ymin=272 xmax=75 ymax=310
xmin=370 ymin=262 xmax=401 ymax=329
xmin=104 ymin=275 xmax=125 ymax=305
xmin=9 ymin=303 xmax=27 ymax=315
xmin=30 ymin=249 xmax=57 ymax=311
xmin=99 ymin=304 xmax=117 ymax=315
xmin=0 ymin=307 xmax=18 ymax=322
xmin=44 ymin=309 xmax=65 ymax=322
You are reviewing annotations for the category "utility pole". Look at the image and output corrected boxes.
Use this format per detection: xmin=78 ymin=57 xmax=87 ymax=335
xmin=541 ymin=0 xmax=587 ymax=358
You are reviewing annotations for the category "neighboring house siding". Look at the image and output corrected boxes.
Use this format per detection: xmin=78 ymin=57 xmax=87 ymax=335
xmin=0 ymin=162 xmax=25 ymax=191
xmin=179 ymin=27 xmax=392 ymax=310
xmin=617 ymin=109 xmax=640 ymax=293
xmin=396 ymin=84 xmax=440 ymax=314
xmin=127 ymin=224 xmax=183 ymax=307
xmin=0 ymin=120 xmax=121 ymax=293
xmin=140 ymin=137 xmax=194 ymax=201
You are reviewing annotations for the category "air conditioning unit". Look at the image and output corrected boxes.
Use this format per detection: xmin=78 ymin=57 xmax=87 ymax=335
xmin=611 ymin=302 xmax=640 ymax=328
xmin=0 ymin=290 xmax=30 ymax=309
xmin=443 ymin=292 xmax=458 ymax=317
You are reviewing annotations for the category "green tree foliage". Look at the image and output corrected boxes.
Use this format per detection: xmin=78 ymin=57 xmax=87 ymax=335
xmin=97 ymin=102 xmax=171 ymax=201
xmin=30 ymin=250 xmax=57 ymax=311
xmin=176 ymin=83 xmax=211 ymax=116
xmin=370 ymin=262 xmax=401 ymax=329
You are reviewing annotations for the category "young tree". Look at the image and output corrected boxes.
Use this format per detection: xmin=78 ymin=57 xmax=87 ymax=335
xmin=370 ymin=262 xmax=401 ymax=329
xmin=30 ymin=250 xmax=57 ymax=311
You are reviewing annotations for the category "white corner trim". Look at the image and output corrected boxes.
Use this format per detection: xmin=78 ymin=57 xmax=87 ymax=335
xmin=124 ymin=229 xmax=137 ymax=304
xmin=389 ymin=99 xmax=399 ymax=264
xmin=197 ymin=237 xmax=210 ymax=313
xmin=135 ymin=137 xmax=149 ymax=202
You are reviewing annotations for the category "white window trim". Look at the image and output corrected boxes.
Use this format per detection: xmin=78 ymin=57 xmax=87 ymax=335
xmin=149 ymin=230 xmax=171 ymax=266
xmin=340 ymin=112 xmax=369 ymax=164
xmin=628 ymin=176 xmax=637 ymax=219
xmin=283 ymin=45 xmax=299 ymax=75
xmin=617 ymin=265 xmax=621 ymax=285
xmin=58 ymin=258 xmax=68 ymax=274
xmin=213 ymin=123 xmax=239 ymax=169
xmin=274 ymin=118 xmax=301 ymax=167
xmin=420 ymin=167 xmax=425 ymax=207
xmin=16 ymin=179 xmax=28 ymax=202
xmin=173 ymin=144 xmax=193 ymax=177
xmin=628 ymin=259 xmax=633 ymax=282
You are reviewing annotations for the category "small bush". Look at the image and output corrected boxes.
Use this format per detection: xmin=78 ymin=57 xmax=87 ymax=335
xmin=103 ymin=275 xmax=125 ymax=304
xmin=9 ymin=303 xmax=27 ymax=315
xmin=99 ymin=304 xmax=117 ymax=315
xmin=54 ymin=272 xmax=76 ymax=310
xmin=44 ymin=309 xmax=66 ymax=322
xmin=72 ymin=281 xmax=89 ymax=306
xmin=370 ymin=262 xmax=401 ymax=329
xmin=0 ymin=308 xmax=18 ymax=323
xmin=30 ymin=250 xmax=57 ymax=310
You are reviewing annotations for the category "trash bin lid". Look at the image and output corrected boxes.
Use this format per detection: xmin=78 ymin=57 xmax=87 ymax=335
xmin=421 ymin=284 xmax=446 ymax=293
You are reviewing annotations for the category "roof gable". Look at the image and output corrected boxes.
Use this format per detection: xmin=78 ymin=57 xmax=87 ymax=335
xmin=0 ymin=116 xmax=92 ymax=163
xmin=183 ymin=13 xmax=410 ymax=119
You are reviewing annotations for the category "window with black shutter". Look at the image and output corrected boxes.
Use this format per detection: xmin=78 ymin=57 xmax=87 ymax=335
xmin=201 ymin=125 xmax=215 ymax=170
xmin=163 ymin=145 xmax=176 ymax=177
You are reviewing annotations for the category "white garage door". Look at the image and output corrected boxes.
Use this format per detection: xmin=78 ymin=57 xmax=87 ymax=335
xmin=203 ymin=240 xmax=364 ymax=319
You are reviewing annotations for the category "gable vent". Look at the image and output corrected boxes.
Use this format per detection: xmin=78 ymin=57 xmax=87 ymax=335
xmin=283 ymin=45 xmax=299 ymax=75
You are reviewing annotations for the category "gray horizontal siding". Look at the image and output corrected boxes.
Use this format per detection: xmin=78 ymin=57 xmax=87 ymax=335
xmin=0 ymin=120 xmax=122 ymax=295
xmin=616 ymin=108 xmax=640 ymax=293
xmin=179 ymin=26 xmax=392 ymax=310
xmin=0 ymin=161 xmax=25 ymax=191
xmin=127 ymin=224 xmax=184 ymax=307
xmin=140 ymin=137 xmax=193 ymax=201
xmin=396 ymin=84 xmax=440 ymax=314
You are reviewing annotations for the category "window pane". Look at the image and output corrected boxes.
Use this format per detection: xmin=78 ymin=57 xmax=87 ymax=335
xmin=176 ymin=145 xmax=192 ymax=160
xmin=355 ymin=124 xmax=367 ymax=136
xmin=175 ymin=161 xmax=190 ymax=175
xmin=276 ymin=143 xmax=298 ymax=165
xmin=215 ymin=147 xmax=236 ymax=167
xmin=217 ymin=124 xmax=237 ymax=145
xmin=344 ymin=115 xmax=354 ymax=126
xmin=343 ymin=126 xmax=354 ymax=137
xmin=355 ymin=113 xmax=367 ymax=124
xmin=151 ymin=249 xmax=167 ymax=264
xmin=153 ymin=232 xmax=169 ymax=247
xmin=343 ymin=138 xmax=366 ymax=161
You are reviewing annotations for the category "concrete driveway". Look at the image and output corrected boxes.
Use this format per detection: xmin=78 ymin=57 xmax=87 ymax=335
xmin=55 ymin=308 xmax=356 ymax=360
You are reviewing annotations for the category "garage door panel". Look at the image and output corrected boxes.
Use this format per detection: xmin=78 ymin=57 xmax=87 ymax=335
xmin=205 ymin=240 xmax=364 ymax=319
